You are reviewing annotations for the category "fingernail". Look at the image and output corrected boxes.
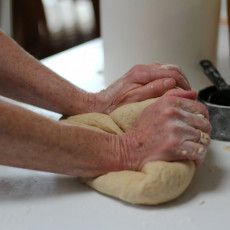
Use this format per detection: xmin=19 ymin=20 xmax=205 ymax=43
xmin=160 ymin=64 xmax=177 ymax=70
xmin=197 ymin=114 xmax=205 ymax=118
xmin=199 ymin=132 xmax=210 ymax=145
xmin=181 ymin=150 xmax=188 ymax=155
xmin=198 ymin=147 xmax=204 ymax=154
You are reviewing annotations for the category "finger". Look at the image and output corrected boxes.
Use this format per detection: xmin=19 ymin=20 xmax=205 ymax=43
xmin=151 ymin=70 xmax=190 ymax=90
xmin=164 ymin=95 xmax=209 ymax=119
xmin=158 ymin=63 xmax=191 ymax=88
xmin=128 ymin=78 xmax=176 ymax=102
xmin=127 ymin=64 xmax=191 ymax=90
xmin=194 ymin=116 xmax=211 ymax=135
xmin=159 ymin=63 xmax=185 ymax=76
xmin=112 ymin=78 xmax=176 ymax=107
xmin=175 ymin=141 xmax=208 ymax=167
xmin=148 ymin=78 xmax=177 ymax=97
xmin=172 ymin=128 xmax=210 ymax=166
xmin=154 ymin=63 xmax=190 ymax=89
xmin=166 ymin=121 xmax=210 ymax=146
xmin=185 ymin=128 xmax=211 ymax=146
xmin=152 ymin=63 xmax=186 ymax=76
xmin=179 ymin=110 xmax=212 ymax=134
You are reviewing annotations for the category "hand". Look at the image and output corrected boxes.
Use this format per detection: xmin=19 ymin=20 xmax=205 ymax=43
xmin=118 ymin=89 xmax=211 ymax=170
xmin=94 ymin=63 xmax=191 ymax=114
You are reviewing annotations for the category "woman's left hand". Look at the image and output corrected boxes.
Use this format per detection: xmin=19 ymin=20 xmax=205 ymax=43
xmin=93 ymin=63 xmax=191 ymax=114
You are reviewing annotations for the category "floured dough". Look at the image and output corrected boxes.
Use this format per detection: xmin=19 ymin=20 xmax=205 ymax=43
xmin=61 ymin=98 xmax=195 ymax=205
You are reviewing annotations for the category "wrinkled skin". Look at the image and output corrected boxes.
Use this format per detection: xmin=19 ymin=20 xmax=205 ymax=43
xmin=117 ymin=89 xmax=211 ymax=171
xmin=0 ymin=29 xmax=211 ymax=177
xmin=94 ymin=63 xmax=191 ymax=114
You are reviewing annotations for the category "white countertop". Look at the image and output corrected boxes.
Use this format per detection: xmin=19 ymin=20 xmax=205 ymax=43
xmin=1 ymin=6 xmax=230 ymax=230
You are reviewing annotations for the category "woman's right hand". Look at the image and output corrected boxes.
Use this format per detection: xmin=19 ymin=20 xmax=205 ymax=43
xmin=117 ymin=89 xmax=211 ymax=171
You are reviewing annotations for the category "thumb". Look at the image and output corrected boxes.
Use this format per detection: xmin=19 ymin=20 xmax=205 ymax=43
xmin=148 ymin=78 xmax=177 ymax=98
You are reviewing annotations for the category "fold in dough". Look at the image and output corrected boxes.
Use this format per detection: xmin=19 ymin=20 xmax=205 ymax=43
xmin=61 ymin=98 xmax=195 ymax=205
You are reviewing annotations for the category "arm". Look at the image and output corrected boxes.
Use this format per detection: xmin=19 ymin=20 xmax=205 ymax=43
xmin=0 ymin=89 xmax=211 ymax=177
xmin=0 ymin=30 xmax=209 ymax=177
xmin=0 ymin=29 xmax=92 ymax=115
xmin=0 ymin=98 xmax=121 ymax=177
xmin=0 ymin=29 xmax=191 ymax=116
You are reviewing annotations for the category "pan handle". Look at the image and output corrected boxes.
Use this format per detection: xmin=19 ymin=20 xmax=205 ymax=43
xmin=200 ymin=60 xmax=229 ymax=90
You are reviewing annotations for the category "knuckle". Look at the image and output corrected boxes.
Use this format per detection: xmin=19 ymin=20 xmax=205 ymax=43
xmin=131 ymin=64 xmax=145 ymax=73
xmin=163 ymin=106 xmax=179 ymax=118
xmin=169 ymin=70 xmax=181 ymax=79
xmin=163 ymin=138 xmax=181 ymax=158
xmin=159 ymin=94 xmax=173 ymax=105
xmin=167 ymin=122 xmax=182 ymax=134
xmin=125 ymin=65 xmax=146 ymax=81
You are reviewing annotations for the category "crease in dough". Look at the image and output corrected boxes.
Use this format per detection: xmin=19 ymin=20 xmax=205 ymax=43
xmin=62 ymin=112 xmax=123 ymax=134
xmin=61 ymin=97 xmax=195 ymax=205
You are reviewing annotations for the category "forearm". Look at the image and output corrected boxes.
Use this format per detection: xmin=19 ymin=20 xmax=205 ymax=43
xmin=0 ymin=29 xmax=96 ymax=115
xmin=0 ymin=99 xmax=121 ymax=177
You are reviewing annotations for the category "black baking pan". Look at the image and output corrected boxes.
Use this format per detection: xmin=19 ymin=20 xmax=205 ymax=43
xmin=198 ymin=60 xmax=230 ymax=141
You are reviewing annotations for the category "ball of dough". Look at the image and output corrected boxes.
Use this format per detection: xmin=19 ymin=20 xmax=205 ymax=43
xmin=86 ymin=161 xmax=194 ymax=205
xmin=61 ymin=98 xmax=195 ymax=205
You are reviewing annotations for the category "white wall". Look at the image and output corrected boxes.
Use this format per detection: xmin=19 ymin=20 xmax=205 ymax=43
xmin=0 ymin=0 xmax=12 ymax=36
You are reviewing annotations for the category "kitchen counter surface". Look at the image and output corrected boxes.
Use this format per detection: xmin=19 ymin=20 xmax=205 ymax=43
xmin=0 ymin=140 xmax=229 ymax=230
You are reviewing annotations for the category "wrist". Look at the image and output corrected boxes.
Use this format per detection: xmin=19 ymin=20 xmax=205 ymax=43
xmin=113 ymin=132 xmax=141 ymax=172
xmin=105 ymin=134 xmax=126 ymax=172
xmin=93 ymin=89 xmax=115 ymax=114
xmin=64 ymin=90 xmax=97 ymax=115
xmin=82 ymin=90 xmax=109 ymax=114
xmin=58 ymin=123 xmax=125 ymax=177
xmin=79 ymin=91 xmax=97 ymax=114
xmin=74 ymin=89 xmax=112 ymax=114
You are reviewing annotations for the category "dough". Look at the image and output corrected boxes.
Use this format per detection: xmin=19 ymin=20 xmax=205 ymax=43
xmin=61 ymin=98 xmax=195 ymax=205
